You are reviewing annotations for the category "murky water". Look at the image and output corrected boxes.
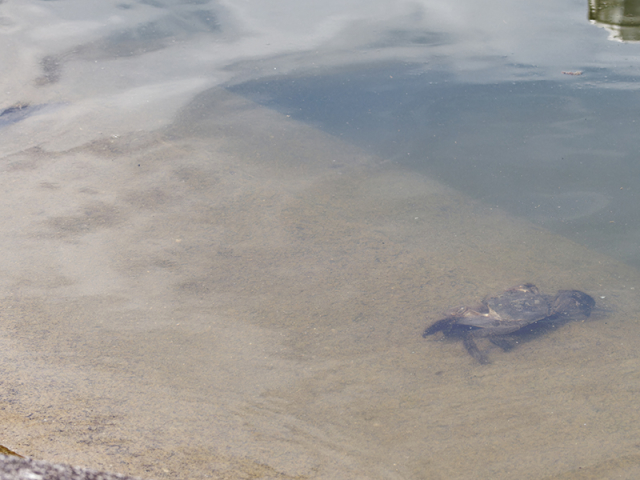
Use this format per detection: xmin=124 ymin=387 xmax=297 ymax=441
xmin=2 ymin=1 xmax=640 ymax=479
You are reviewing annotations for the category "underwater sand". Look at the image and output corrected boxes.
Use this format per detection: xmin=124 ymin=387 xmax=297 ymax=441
xmin=0 ymin=90 xmax=639 ymax=479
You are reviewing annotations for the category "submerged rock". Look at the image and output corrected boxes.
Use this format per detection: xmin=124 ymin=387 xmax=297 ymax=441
xmin=0 ymin=455 xmax=142 ymax=480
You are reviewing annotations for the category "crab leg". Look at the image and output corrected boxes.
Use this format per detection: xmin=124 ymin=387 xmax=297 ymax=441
xmin=463 ymin=334 xmax=488 ymax=364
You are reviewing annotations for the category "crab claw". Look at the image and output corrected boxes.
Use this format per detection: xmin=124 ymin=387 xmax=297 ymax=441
xmin=552 ymin=290 xmax=595 ymax=318
xmin=422 ymin=317 xmax=456 ymax=337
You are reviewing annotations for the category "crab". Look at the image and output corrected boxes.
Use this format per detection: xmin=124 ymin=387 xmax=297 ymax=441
xmin=422 ymin=284 xmax=595 ymax=364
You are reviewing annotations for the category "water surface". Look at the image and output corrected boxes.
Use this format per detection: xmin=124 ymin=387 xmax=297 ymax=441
xmin=1 ymin=1 xmax=640 ymax=479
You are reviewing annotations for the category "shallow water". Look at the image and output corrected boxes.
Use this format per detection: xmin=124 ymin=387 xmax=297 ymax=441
xmin=230 ymin=67 xmax=640 ymax=270
xmin=2 ymin=1 xmax=640 ymax=479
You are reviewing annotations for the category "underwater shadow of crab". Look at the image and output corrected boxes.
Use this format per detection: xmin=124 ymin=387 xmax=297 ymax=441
xmin=422 ymin=284 xmax=595 ymax=364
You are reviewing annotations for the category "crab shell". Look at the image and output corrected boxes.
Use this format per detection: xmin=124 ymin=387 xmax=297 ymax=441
xmin=439 ymin=284 xmax=552 ymax=337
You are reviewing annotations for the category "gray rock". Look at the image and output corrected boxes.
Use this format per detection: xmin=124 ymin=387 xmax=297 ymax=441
xmin=0 ymin=456 xmax=143 ymax=480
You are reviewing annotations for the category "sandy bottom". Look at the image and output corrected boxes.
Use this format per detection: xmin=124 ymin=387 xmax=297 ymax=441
xmin=0 ymin=89 xmax=639 ymax=479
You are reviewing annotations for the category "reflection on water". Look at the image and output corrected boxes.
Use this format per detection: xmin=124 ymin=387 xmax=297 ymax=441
xmin=590 ymin=0 xmax=640 ymax=42
xmin=2 ymin=1 xmax=640 ymax=479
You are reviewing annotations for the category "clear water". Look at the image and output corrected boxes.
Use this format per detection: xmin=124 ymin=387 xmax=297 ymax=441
xmin=2 ymin=1 xmax=640 ymax=479
xmin=230 ymin=53 xmax=640 ymax=270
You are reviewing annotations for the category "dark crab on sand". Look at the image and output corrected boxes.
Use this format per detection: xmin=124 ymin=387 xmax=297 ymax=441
xmin=423 ymin=284 xmax=595 ymax=364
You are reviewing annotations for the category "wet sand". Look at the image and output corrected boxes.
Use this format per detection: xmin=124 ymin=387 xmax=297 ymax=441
xmin=0 ymin=89 xmax=639 ymax=479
